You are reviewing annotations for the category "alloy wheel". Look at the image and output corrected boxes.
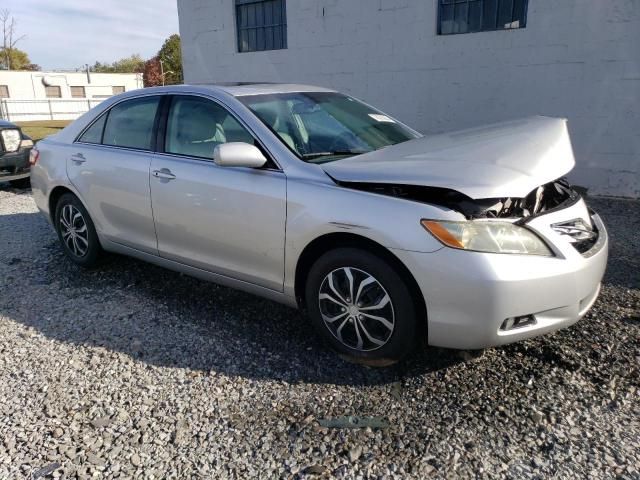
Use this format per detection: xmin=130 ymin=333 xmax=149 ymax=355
xmin=59 ymin=204 xmax=89 ymax=258
xmin=318 ymin=267 xmax=395 ymax=351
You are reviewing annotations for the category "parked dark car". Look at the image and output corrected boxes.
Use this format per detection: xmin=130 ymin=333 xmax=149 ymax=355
xmin=0 ymin=120 xmax=34 ymax=188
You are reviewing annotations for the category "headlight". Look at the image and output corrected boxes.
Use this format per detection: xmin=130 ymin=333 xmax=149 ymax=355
xmin=421 ymin=219 xmax=553 ymax=256
xmin=1 ymin=129 xmax=21 ymax=152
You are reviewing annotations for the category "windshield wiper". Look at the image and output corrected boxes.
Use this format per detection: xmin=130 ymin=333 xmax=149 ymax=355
xmin=302 ymin=150 xmax=368 ymax=161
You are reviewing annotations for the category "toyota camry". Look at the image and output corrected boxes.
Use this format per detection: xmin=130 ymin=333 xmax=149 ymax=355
xmin=30 ymin=84 xmax=608 ymax=364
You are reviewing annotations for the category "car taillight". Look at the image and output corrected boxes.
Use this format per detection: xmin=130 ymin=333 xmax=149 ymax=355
xmin=29 ymin=148 xmax=40 ymax=166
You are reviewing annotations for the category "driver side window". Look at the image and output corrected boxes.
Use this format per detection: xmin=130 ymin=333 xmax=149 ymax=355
xmin=165 ymin=96 xmax=255 ymax=160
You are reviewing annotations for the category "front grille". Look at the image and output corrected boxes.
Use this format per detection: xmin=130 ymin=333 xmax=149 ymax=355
xmin=551 ymin=218 xmax=599 ymax=254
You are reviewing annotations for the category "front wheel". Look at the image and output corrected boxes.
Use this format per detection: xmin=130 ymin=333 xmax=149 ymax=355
xmin=54 ymin=193 xmax=102 ymax=268
xmin=305 ymin=248 xmax=418 ymax=366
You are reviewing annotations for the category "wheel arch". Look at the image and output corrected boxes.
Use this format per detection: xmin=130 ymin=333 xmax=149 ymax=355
xmin=48 ymin=185 xmax=76 ymax=224
xmin=48 ymin=186 xmax=98 ymax=239
xmin=294 ymin=232 xmax=427 ymax=332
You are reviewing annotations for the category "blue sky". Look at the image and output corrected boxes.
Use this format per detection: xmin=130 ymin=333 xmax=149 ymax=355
xmin=3 ymin=0 xmax=179 ymax=70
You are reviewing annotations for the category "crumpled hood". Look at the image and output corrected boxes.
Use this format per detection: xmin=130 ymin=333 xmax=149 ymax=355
xmin=322 ymin=116 xmax=575 ymax=199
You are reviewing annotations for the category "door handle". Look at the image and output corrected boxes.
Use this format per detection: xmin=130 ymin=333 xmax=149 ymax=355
xmin=152 ymin=169 xmax=176 ymax=180
xmin=71 ymin=153 xmax=86 ymax=164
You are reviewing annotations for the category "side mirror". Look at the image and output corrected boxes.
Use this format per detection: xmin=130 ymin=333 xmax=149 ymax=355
xmin=213 ymin=142 xmax=267 ymax=168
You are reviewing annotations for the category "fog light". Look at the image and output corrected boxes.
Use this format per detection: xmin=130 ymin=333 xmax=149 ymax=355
xmin=500 ymin=315 xmax=536 ymax=331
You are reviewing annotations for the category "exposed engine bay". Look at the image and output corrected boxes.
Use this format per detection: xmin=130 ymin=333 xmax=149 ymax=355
xmin=336 ymin=177 xmax=582 ymax=220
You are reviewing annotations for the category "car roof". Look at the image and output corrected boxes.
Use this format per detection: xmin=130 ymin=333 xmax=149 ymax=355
xmin=49 ymin=83 xmax=340 ymax=148
xmin=187 ymin=83 xmax=336 ymax=97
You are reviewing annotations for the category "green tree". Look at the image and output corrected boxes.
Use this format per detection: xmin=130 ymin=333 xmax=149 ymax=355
xmin=0 ymin=47 xmax=36 ymax=70
xmin=1 ymin=9 xmax=32 ymax=70
xmin=158 ymin=34 xmax=183 ymax=85
xmin=91 ymin=54 xmax=145 ymax=74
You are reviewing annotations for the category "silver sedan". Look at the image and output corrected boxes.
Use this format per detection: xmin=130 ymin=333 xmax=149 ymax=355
xmin=30 ymin=84 xmax=608 ymax=364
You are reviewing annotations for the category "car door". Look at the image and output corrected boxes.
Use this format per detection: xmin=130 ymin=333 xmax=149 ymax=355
xmin=149 ymin=94 xmax=287 ymax=291
xmin=67 ymin=95 xmax=162 ymax=254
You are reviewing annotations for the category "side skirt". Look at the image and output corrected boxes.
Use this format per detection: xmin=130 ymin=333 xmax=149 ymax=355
xmin=101 ymin=238 xmax=299 ymax=309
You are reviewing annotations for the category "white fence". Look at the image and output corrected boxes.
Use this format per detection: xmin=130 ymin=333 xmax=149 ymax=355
xmin=0 ymin=99 xmax=105 ymax=122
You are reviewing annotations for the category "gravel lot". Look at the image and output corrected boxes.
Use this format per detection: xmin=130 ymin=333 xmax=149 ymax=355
xmin=0 ymin=186 xmax=638 ymax=479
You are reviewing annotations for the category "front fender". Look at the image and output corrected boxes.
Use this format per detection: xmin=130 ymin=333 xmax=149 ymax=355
xmin=283 ymin=177 xmax=463 ymax=297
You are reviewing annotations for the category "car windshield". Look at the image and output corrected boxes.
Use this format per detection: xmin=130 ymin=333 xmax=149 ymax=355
xmin=239 ymin=92 xmax=420 ymax=163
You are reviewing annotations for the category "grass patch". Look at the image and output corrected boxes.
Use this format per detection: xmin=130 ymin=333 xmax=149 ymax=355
xmin=17 ymin=120 xmax=72 ymax=142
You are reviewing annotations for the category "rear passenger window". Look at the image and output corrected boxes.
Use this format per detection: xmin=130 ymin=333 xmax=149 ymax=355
xmin=78 ymin=114 xmax=107 ymax=144
xmin=165 ymin=96 xmax=255 ymax=160
xmin=103 ymin=96 xmax=160 ymax=150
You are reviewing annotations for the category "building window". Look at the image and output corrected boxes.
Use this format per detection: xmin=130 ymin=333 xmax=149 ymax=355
xmin=45 ymin=86 xmax=62 ymax=98
xmin=0 ymin=85 xmax=9 ymax=98
xmin=438 ymin=0 xmax=528 ymax=35
xmin=112 ymin=86 xmax=125 ymax=95
xmin=70 ymin=86 xmax=86 ymax=98
xmin=236 ymin=0 xmax=287 ymax=53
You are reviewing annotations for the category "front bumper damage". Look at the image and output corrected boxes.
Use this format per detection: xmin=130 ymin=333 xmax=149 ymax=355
xmin=391 ymin=198 xmax=608 ymax=350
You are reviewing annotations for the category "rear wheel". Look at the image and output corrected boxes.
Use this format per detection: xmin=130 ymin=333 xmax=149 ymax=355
xmin=54 ymin=193 xmax=102 ymax=268
xmin=305 ymin=248 xmax=418 ymax=365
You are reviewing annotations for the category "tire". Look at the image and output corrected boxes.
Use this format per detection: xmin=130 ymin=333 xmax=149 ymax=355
xmin=9 ymin=177 xmax=31 ymax=189
xmin=54 ymin=193 xmax=102 ymax=268
xmin=305 ymin=248 xmax=418 ymax=366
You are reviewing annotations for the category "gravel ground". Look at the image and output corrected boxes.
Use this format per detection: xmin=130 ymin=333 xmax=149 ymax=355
xmin=0 ymin=186 xmax=638 ymax=479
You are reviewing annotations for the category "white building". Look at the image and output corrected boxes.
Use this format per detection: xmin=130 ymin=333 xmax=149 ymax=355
xmin=0 ymin=71 xmax=143 ymax=122
xmin=178 ymin=0 xmax=639 ymax=198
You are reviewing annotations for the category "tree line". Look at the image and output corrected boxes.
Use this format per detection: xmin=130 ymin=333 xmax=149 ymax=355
xmin=1 ymin=9 xmax=40 ymax=70
xmin=90 ymin=35 xmax=184 ymax=87
xmin=0 ymin=9 xmax=183 ymax=87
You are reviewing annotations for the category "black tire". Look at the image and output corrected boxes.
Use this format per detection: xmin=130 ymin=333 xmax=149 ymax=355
xmin=54 ymin=193 xmax=102 ymax=268
xmin=9 ymin=177 xmax=31 ymax=189
xmin=305 ymin=248 xmax=418 ymax=366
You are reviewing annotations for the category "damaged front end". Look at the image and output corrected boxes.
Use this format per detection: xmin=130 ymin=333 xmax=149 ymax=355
xmin=337 ymin=176 xmax=601 ymax=255
xmin=455 ymin=177 xmax=582 ymax=220
xmin=336 ymin=177 xmax=581 ymax=221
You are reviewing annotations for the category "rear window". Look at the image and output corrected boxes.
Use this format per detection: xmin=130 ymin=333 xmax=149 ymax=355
xmin=78 ymin=114 xmax=107 ymax=144
xmin=102 ymin=97 xmax=160 ymax=150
